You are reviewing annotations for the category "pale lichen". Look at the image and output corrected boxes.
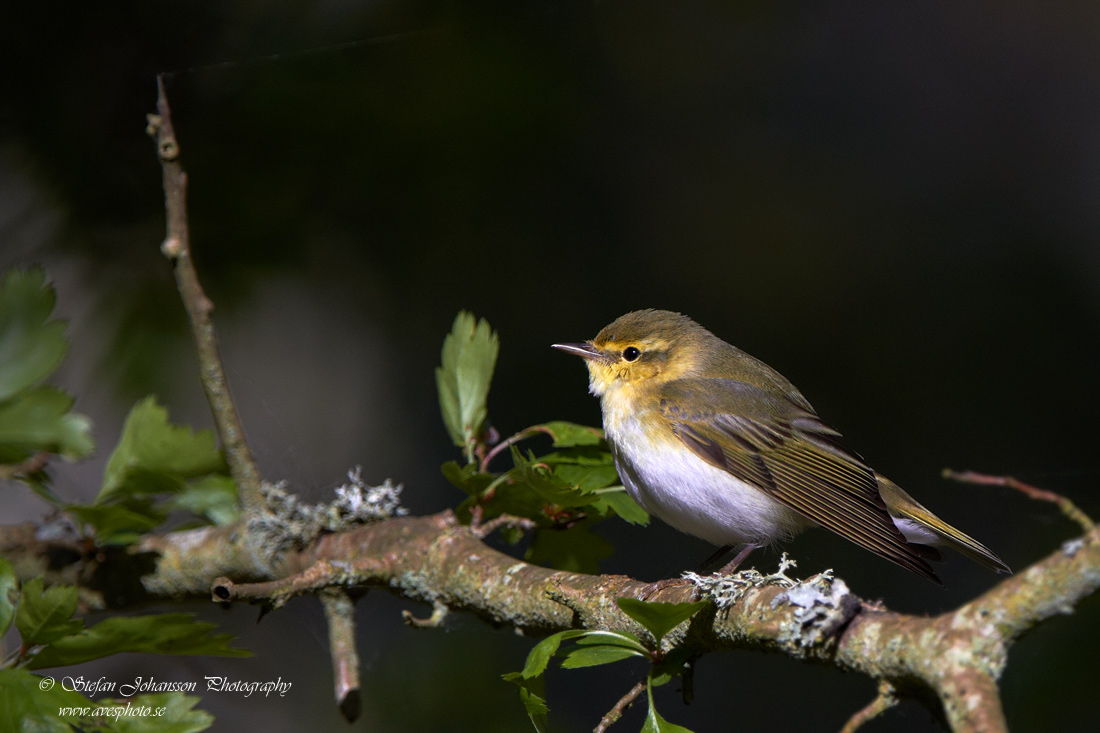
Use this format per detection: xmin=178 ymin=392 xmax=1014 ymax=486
xmin=249 ymin=469 xmax=408 ymax=560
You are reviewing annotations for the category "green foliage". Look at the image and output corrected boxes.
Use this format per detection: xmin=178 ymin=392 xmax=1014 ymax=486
xmin=434 ymin=312 xmax=648 ymax=573
xmin=0 ymin=268 xmax=68 ymax=401
xmin=97 ymin=692 xmax=214 ymax=733
xmin=0 ymin=557 xmax=15 ymax=637
xmin=616 ymin=598 xmax=710 ymax=646
xmin=65 ymin=396 xmax=237 ymax=544
xmin=27 ymin=612 xmax=249 ymax=669
xmin=0 ymin=669 xmax=213 ymax=733
xmin=505 ymin=598 xmax=709 ymax=733
xmin=14 ymin=578 xmax=83 ymax=646
xmin=0 ymin=268 xmax=93 ymax=467
xmin=0 ymin=668 xmax=91 ymax=733
xmin=0 ymin=575 xmax=242 ymax=732
xmin=436 ymin=311 xmax=499 ymax=462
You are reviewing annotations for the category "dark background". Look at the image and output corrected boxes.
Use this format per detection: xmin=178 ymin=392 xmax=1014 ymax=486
xmin=2 ymin=1 xmax=1098 ymax=731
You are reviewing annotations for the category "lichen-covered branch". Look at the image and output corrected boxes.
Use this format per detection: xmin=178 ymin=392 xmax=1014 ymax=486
xmin=6 ymin=488 xmax=1100 ymax=731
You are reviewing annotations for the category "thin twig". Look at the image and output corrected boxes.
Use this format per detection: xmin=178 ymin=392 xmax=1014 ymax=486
xmin=943 ymin=469 xmax=1095 ymax=533
xmin=594 ymin=680 xmax=646 ymax=733
xmin=211 ymin=558 xmax=353 ymax=607
xmin=840 ymin=680 xmax=898 ymax=733
xmin=402 ymin=600 xmax=450 ymax=629
xmin=480 ymin=426 xmax=540 ymax=473
xmin=320 ymin=588 xmax=362 ymax=723
xmin=470 ymin=513 xmax=537 ymax=539
xmin=145 ymin=75 xmax=264 ymax=514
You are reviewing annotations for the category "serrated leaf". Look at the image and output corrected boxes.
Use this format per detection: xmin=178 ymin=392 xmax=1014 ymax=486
xmin=14 ymin=578 xmax=83 ymax=646
xmin=589 ymin=488 xmax=650 ymax=526
xmin=510 ymin=448 xmax=592 ymax=508
xmin=641 ymin=680 xmax=694 ymax=733
xmin=533 ymin=421 xmax=604 ymax=448
xmin=441 ymin=461 xmax=496 ymax=498
xmin=97 ymin=692 xmax=214 ymax=733
xmin=526 ymin=521 xmax=613 ymax=574
xmin=166 ymin=475 xmax=240 ymax=526
xmin=516 ymin=630 xmax=589 ymax=679
xmin=0 ymin=268 xmax=68 ymax=401
xmin=0 ymin=386 xmax=94 ymax=462
xmin=100 ymin=397 xmax=226 ymax=501
xmin=0 ymin=557 xmax=16 ymax=637
xmin=502 ymin=672 xmax=549 ymax=732
xmin=26 ymin=613 xmax=250 ymax=670
xmin=435 ymin=311 xmax=499 ymax=458
xmin=560 ymin=644 xmax=644 ymax=669
xmin=551 ymin=463 xmax=619 ymax=492
xmin=616 ymin=598 xmax=709 ymax=645
xmin=66 ymin=501 xmax=167 ymax=545
xmin=0 ymin=668 xmax=93 ymax=733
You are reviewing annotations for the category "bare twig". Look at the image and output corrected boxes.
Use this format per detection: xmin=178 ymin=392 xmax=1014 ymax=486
xmin=470 ymin=513 xmax=537 ymax=539
xmin=320 ymin=588 xmax=362 ymax=723
xmin=840 ymin=680 xmax=898 ymax=733
xmin=402 ymin=600 xmax=450 ymax=629
xmin=943 ymin=469 xmax=1095 ymax=533
xmin=211 ymin=558 xmax=355 ymax=608
xmin=145 ymin=76 xmax=263 ymax=514
xmin=594 ymin=680 xmax=646 ymax=733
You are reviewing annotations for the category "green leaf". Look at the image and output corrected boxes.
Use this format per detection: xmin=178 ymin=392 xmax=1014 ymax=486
xmin=0 ymin=668 xmax=93 ymax=733
xmin=589 ymin=488 xmax=650 ymax=526
xmin=560 ymin=644 xmax=644 ymax=669
xmin=510 ymin=448 xmax=592 ymax=508
xmin=100 ymin=397 xmax=226 ymax=501
xmin=166 ymin=475 xmax=240 ymax=526
xmin=97 ymin=692 xmax=214 ymax=733
xmin=0 ymin=386 xmax=94 ymax=462
xmin=526 ymin=521 xmax=614 ymax=574
xmin=616 ymin=598 xmax=709 ymax=646
xmin=574 ymin=630 xmax=647 ymax=652
xmin=27 ymin=613 xmax=250 ymax=670
xmin=0 ymin=268 xmax=68 ymax=401
xmin=533 ymin=421 xmax=604 ymax=448
xmin=435 ymin=311 xmax=499 ymax=458
xmin=550 ymin=463 xmax=619 ymax=493
xmin=66 ymin=502 xmax=167 ymax=545
xmin=641 ymin=679 xmax=694 ymax=733
xmin=516 ymin=630 xmax=589 ymax=679
xmin=14 ymin=578 xmax=83 ymax=646
xmin=441 ymin=460 xmax=496 ymax=498
xmin=0 ymin=558 xmax=16 ymax=637
xmin=501 ymin=672 xmax=549 ymax=732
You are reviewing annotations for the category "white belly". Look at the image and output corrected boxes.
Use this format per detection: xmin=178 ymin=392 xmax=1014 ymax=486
xmin=606 ymin=410 xmax=809 ymax=547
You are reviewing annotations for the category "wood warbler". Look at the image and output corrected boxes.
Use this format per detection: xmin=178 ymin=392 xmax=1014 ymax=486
xmin=553 ymin=309 xmax=1009 ymax=584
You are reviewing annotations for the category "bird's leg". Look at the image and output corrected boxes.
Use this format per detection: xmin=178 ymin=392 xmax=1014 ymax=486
xmin=716 ymin=543 xmax=759 ymax=576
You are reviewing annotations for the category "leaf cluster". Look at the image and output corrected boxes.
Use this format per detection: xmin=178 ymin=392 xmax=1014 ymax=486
xmin=436 ymin=312 xmax=648 ymax=573
xmin=0 ymin=558 xmax=247 ymax=732
xmin=504 ymin=598 xmax=708 ymax=732
xmin=0 ymin=268 xmax=238 ymax=543
xmin=0 ymin=269 xmax=94 ymax=496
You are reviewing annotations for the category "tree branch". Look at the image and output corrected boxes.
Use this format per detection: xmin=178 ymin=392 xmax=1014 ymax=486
xmin=144 ymin=76 xmax=264 ymax=514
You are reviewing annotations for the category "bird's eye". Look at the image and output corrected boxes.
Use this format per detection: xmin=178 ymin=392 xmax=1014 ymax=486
xmin=622 ymin=347 xmax=641 ymax=362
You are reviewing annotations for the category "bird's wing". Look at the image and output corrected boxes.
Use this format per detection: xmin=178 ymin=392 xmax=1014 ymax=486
xmin=659 ymin=378 xmax=941 ymax=584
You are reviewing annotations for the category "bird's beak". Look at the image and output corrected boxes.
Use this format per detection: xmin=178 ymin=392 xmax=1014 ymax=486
xmin=551 ymin=342 xmax=609 ymax=362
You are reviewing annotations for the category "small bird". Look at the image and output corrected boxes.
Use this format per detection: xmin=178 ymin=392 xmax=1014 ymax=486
xmin=553 ymin=309 xmax=1009 ymax=584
